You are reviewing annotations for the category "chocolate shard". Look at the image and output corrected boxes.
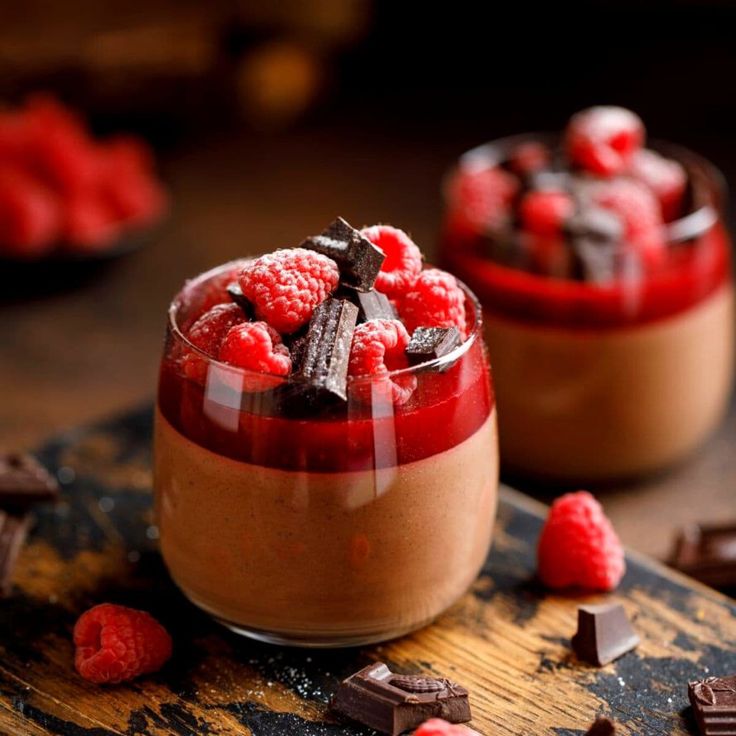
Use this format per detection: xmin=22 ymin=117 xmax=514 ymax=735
xmin=331 ymin=662 xmax=471 ymax=736
xmin=406 ymin=327 xmax=462 ymax=366
xmin=585 ymin=717 xmax=617 ymax=735
xmin=0 ymin=453 xmax=59 ymax=509
xmin=292 ymin=298 xmax=358 ymax=401
xmin=351 ymin=289 xmax=397 ymax=322
xmin=688 ymin=674 xmax=736 ymax=735
xmin=226 ymin=282 xmax=254 ymax=319
xmin=572 ymin=603 xmax=639 ymax=666
xmin=669 ymin=522 xmax=736 ymax=590
xmin=0 ymin=510 xmax=31 ymax=597
xmin=300 ymin=217 xmax=385 ymax=291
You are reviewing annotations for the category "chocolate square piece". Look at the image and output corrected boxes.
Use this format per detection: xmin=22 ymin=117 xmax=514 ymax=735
xmin=688 ymin=674 xmax=736 ymax=735
xmin=0 ymin=510 xmax=31 ymax=596
xmin=406 ymin=327 xmax=462 ymax=366
xmin=572 ymin=603 xmax=639 ymax=666
xmin=585 ymin=717 xmax=616 ymax=735
xmin=292 ymin=298 xmax=359 ymax=401
xmin=0 ymin=453 xmax=59 ymax=509
xmin=352 ymin=289 xmax=397 ymax=322
xmin=669 ymin=523 xmax=736 ymax=589
xmin=300 ymin=217 xmax=385 ymax=291
xmin=331 ymin=662 xmax=471 ymax=735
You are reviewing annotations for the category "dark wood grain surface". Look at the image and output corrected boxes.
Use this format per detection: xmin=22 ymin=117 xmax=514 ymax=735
xmin=0 ymin=123 xmax=734 ymax=561
xmin=1 ymin=406 xmax=735 ymax=735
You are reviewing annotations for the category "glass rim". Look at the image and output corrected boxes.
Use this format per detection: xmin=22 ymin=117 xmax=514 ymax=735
xmin=168 ymin=260 xmax=484 ymax=384
xmin=443 ymin=131 xmax=727 ymax=244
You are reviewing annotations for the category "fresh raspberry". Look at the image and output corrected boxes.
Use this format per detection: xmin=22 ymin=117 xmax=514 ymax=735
xmin=518 ymin=190 xmax=575 ymax=237
xmin=239 ymin=248 xmax=339 ymax=333
xmin=73 ymin=603 xmax=172 ymax=684
xmin=400 ymin=269 xmax=467 ymax=337
xmin=586 ymin=177 xmax=666 ymax=265
xmin=62 ymin=194 xmax=121 ymax=251
xmin=525 ymin=234 xmax=571 ymax=277
xmin=508 ymin=141 xmax=551 ymax=176
xmin=360 ymin=225 xmax=423 ymax=298
xmin=629 ymin=149 xmax=687 ymax=222
xmin=537 ymin=491 xmax=625 ymax=592
xmin=566 ymin=106 xmax=645 ymax=177
xmin=414 ymin=719 xmax=481 ymax=736
xmin=446 ymin=166 xmax=519 ymax=236
xmin=219 ymin=322 xmax=291 ymax=376
xmin=183 ymin=303 xmax=246 ymax=381
xmin=348 ymin=319 xmax=415 ymax=404
xmin=0 ymin=166 xmax=60 ymax=257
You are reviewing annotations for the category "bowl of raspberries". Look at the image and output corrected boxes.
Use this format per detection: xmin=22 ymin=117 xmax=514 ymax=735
xmin=0 ymin=94 xmax=168 ymax=264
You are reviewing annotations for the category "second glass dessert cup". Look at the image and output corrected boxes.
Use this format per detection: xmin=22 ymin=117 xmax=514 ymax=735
xmin=154 ymin=262 xmax=498 ymax=647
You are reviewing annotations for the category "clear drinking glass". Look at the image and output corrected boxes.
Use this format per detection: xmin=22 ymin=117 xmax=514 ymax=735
xmin=153 ymin=261 xmax=499 ymax=647
xmin=441 ymin=134 xmax=734 ymax=482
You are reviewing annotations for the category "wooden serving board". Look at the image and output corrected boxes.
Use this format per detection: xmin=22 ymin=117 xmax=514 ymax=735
xmin=1 ymin=406 xmax=735 ymax=736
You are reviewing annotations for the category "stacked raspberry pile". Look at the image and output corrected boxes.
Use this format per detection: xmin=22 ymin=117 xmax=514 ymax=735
xmin=181 ymin=218 xmax=469 ymax=405
xmin=447 ymin=106 xmax=689 ymax=282
xmin=0 ymin=95 xmax=167 ymax=259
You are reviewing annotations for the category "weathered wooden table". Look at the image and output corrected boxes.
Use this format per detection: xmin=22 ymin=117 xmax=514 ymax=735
xmin=1 ymin=407 xmax=734 ymax=735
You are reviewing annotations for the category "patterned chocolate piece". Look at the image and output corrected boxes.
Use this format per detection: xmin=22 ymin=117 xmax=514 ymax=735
xmin=292 ymin=298 xmax=359 ymax=401
xmin=669 ymin=523 xmax=736 ymax=590
xmin=331 ymin=662 xmax=471 ymax=735
xmin=0 ymin=453 xmax=59 ymax=509
xmin=406 ymin=326 xmax=462 ymax=366
xmin=688 ymin=675 xmax=736 ymax=735
xmin=572 ymin=603 xmax=639 ymax=666
xmin=300 ymin=217 xmax=385 ymax=291
xmin=0 ymin=510 xmax=31 ymax=596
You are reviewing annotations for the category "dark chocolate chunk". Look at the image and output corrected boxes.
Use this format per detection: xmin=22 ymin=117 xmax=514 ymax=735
xmin=566 ymin=207 xmax=624 ymax=246
xmin=226 ymin=282 xmax=254 ymax=319
xmin=572 ymin=603 xmax=639 ymax=666
xmin=406 ymin=327 xmax=462 ymax=366
xmin=352 ymin=289 xmax=397 ymax=322
xmin=669 ymin=523 xmax=736 ymax=590
xmin=0 ymin=453 xmax=59 ymax=509
xmin=0 ymin=511 xmax=31 ymax=596
xmin=331 ymin=662 xmax=471 ymax=736
xmin=688 ymin=675 xmax=736 ymax=735
xmin=300 ymin=217 xmax=385 ymax=291
xmin=292 ymin=298 xmax=358 ymax=401
xmin=585 ymin=717 xmax=616 ymax=735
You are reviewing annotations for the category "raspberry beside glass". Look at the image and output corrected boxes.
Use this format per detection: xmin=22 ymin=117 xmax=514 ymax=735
xmin=441 ymin=107 xmax=734 ymax=482
xmin=154 ymin=220 xmax=498 ymax=647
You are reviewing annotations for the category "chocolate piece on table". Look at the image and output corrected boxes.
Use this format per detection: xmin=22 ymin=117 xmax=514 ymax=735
xmin=300 ymin=217 xmax=385 ymax=291
xmin=352 ymin=289 xmax=397 ymax=322
xmin=406 ymin=327 xmax=462 ymax=366
xmin=226 ymin=282 xmax=254 ymax=319
xmin=0 ymin=510 xmax=31 ymax=596
xmin=669 ymin=522 xmax=736 ymax=589
xmin=572 ymin=603 xmax=640 ymax=666
xmin=688 ymin=674 xmax=736 ymax=735
xmin=585 ymin=717 xmax=616 ymax=735
xmin=0 ymin=453 xmax=59 ymax=509
xmin=331 ymin=662 xmax=471 ymax=736
xmin=292 ymin=298 xmax=359 ymax=401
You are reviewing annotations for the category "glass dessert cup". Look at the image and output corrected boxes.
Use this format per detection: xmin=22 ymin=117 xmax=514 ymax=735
xmin=441 ymin=135 xmax=734 ymax=484
xmin=154 ymin=262 xmax=498 ymax=647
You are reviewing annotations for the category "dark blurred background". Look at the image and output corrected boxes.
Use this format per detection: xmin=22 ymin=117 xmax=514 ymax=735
xmin=2 ymin=0 xmax=735 ymax=557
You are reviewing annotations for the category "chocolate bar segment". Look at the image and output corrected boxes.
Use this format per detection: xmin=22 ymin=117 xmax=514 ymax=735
xmin=0 ymin=510 xmax=31 ymax=596
xmin=584 ymin=717 xmax=616 ymax=735
xmin=688 ymin=675 xmax=736 ymax=735
xmin=226 ymin=282 xmax=255 ymax=319
xmin=0 ymin=453 xmax=59 ymax=509
xmin=406 ymin=327 xmax=462 ymax=366
xmin=572 ymin=603 xmax=639 ymax=666
xmin=669 ymin=522 xmax=736 ymax=589
xmin=331 ymin=662 xmax=471 ymax=736
xmin=300 ymin=217 xmax=385 ymax=291
xmin=292 ymin=298 xmax=359 ymax=401
xmin=353 ymin=289 xmax=397 ymax=322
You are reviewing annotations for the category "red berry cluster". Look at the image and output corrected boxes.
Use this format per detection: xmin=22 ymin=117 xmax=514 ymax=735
xmin=447 ymin=106 xmax=688 ymax=280
xmin=414 ymin=719 xmax=481 ymax=736
xmin=181 ymin=224 xmax=468 ymax=405
xmin=0 ymin=95 xmax=167 ymax=259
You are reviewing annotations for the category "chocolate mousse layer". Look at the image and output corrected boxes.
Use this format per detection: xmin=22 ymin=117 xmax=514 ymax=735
xmin=154 ymin=408 xmax=498 ymax=646
xmin=486 ymin=284 xmax=733 ymax=481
